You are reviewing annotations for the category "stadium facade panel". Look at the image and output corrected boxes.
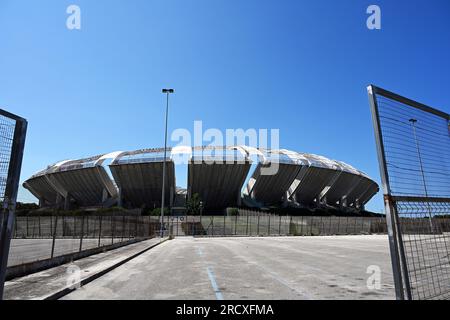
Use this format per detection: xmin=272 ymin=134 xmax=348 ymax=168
xmin=109 ymin=149 xmax=175 ymax=208
xmin=23 ymin=146 xmax=379 ymax=211
xmin=23 ymin=175 xmax=58 ymax=207
xmin=188 ymin=147 xmax=251 ymax=209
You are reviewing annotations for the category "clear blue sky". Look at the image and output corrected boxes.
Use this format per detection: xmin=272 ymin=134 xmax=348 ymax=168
xmin=1 ymin=0 xmax=449 ymax=212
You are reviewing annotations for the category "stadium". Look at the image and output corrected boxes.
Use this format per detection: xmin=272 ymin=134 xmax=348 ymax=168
xmin=23 ymin=146 xmax=379 ymax=213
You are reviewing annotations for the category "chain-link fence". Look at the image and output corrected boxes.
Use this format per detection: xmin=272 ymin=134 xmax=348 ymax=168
xmin=369 ymin=85 xmax=450 ymax=300
xmin=7 ymin=214 xmax=162 ymax=268
xmin=397 ymin=202 xmax=450 ymax=299
xmin=0 ymin=115 xmax=16 ymax=198
xmin=165 ymin=209 xmax=388 ymax=237
xmin=0 ymin=109 xmax=27 ymax=299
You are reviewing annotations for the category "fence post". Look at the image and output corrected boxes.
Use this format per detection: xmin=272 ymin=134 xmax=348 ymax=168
xmin=257 ymin=212 xmax=260 ymax=235
xmin=134 ymin=216 xmax=138 ymax=239
xmin=361 ymin=217 xmax=370 ymax=233
xmin=184 ymin=210 xmax=187 ymax=236
xmin=14 ymin=216 xmax=17 ymax=238
xmin=235 ymin=214 xmax=238 ymax=236
xmin=73 ymin=216 xmax=77 ymax=237
xmin=86 ymin=216 xmax=89 ymax=237
xmin=62 ymin=216 xmax=65 ymax=237
xmin=120 ymin=214 xmax=125 ymax=242
xmin=246 ymin=212 xmax=249 ymax=235
xmin=288 ymin=216 xmax=292 ymax=235
xmin=223 ymin=213 xmax=226 ymax=236
xmin=351 ymin=216 xmax=355 ymax=234
xmin=349 ymin=216 xmax=352 ymax=234
xmin=346 ymin=216 xmax=349 ymax=234
xmin=278 ymin=215 xmax=281 ymax=235
xmin=79 ymin=215 xmax=85 ymax=252
xmin=186 ymin=216 xmax=194 ymax=236
xmin=328 ymin=216 xmax=332 ymax=235
xmin=111 ymin=215 xmax=115 ymax=245
xmin=128 ymin=216 xmax=131 ymax=239
xmin=26 ymin=215 xmax=29 ymax=237
xmin=98 ymin=216 xmax=102 ymax=247
xmin=38 ymin=216 xmax=41 ymax=238
xmin=336 ymin=216 xmax=341 ymax=234
xmin=120 ymin=214 xmax=124 ymax=240
xmin=212 ymin=216 xmax=214 ymax=237
xmin=319 ymin=216 xmax=323 ymax=235
xmin=371 ymin=217 xmax=375 ymax=234
xmin=307 ymin=217 xmax=311 ymax=235
xmin=357 ymin=217 xmax=360 ymax=234
xmin=378 ymin=217 xmax=381 ymax=234
xmin=50 ymin=215 xmax=58 ymax=259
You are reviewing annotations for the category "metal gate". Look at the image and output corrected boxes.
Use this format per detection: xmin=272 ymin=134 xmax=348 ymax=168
xmin=0 ymin=109 xmax=27 ymax=299
xmin=368 ymin=85 xmax=450 ymax=300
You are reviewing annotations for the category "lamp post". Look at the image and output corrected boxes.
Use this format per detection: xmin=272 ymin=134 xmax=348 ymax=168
xmin=160 ymin=88 xmax=174 ymax=238
xmin=409 ymin=118 xmax=433 ymax=231
xmin=199 ymin=201 xmax=203 ymax=228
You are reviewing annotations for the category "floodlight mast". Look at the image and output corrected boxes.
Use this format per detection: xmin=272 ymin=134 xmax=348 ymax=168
xmin=160 ymin=88 xmax=174 ymax=238
xmin=409 ymin=118 xmax=434 ymax=231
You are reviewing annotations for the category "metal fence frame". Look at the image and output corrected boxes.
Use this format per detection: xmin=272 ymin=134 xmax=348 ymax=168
xmin=368 ymin=85 xmax=450 ymax=300
xmin=0 ymin=109 xmax=27 ymax=299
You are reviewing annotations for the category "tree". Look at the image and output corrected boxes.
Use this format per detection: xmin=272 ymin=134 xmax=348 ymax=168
xmin=186 ymin=193 xmax=201 ymax=216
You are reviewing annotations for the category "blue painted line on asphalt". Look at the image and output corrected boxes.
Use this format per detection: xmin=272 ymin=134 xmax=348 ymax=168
xmin=207 ymin=266 xmax=224 ymax=300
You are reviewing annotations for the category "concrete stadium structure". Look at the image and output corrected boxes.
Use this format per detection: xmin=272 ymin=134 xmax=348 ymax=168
xmin=23 ymin=146 xmax=378 ymax=212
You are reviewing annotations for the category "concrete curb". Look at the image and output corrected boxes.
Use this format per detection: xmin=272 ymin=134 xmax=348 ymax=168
xmin=43 ymin=237 xmax=169 ymax=300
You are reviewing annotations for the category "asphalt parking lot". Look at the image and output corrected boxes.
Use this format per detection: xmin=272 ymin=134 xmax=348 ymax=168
xmin=62 ymin=235 xmax=395 ymax=300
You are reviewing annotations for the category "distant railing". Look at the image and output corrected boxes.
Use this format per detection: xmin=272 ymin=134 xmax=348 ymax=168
xmin=166 ymin=209 xmax=389 ymax=237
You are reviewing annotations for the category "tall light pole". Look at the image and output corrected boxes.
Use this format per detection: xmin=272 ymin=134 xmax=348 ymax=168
xmin=160 ymin=88 xmax=174 ymax=238
xmin=409 ymin=118 xmax=433 ymax=231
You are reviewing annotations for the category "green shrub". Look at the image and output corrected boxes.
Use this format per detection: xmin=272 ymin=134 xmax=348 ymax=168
xmin=227 ymin=208 xmax=239 ymax=216
xmin=149 ymin=207 xmax=170 ymax=216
